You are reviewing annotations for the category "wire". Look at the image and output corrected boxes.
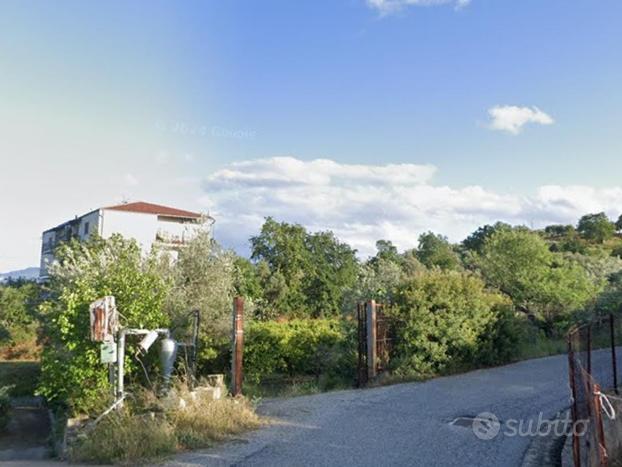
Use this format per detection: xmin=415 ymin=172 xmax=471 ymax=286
xmin=134 ymin=353 xmax=153 ymax=390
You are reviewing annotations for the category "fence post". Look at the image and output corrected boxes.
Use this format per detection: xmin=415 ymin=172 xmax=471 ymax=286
xmin=357 ymin=303 xmax=368 ymax=387
xmin=231 ymin=297 xmax=244 ymax=396
xmin=610 ymin=314 xmax=618 ymax=395
xmin=587 ymin=324 xmax=592 ymax=375
xmin=568 ymin=336 xmax=581 ymax=467
xmin=593 ymin=383 xmax=608 ymax=467
xmin=366 ymin=300 xmax=377 ymax=380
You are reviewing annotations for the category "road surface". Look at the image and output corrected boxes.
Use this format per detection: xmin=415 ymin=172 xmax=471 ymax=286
xmin=167 ymin=352 xmax=583 ymax=467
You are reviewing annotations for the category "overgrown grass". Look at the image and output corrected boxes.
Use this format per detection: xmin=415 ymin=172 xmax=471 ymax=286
xmin=69 ymin=386 xmax=262 ymax=465
xmin=513 ymin=334 xmax=567 ymax=361
xmin=243 ymin=374 xmax=353 ymax=399
xmin=69 ymin=410 xmax=177 ymax=465
xmin=172 ymin=390 xmax=261 ymax=450
xmin=0 ymin=360 xmax=40 ymax=397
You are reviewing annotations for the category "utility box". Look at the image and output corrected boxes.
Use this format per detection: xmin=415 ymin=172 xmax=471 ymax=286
xmin=100 ymin=341 xmax=117 ymax=364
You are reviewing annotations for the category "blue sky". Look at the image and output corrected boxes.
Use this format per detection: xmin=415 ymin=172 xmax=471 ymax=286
xmin=1 ymin=0 xmax=622 ymax=270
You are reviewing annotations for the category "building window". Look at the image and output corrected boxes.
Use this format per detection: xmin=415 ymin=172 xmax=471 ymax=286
xmin=84 ymin=222 xmax=90 ymax=236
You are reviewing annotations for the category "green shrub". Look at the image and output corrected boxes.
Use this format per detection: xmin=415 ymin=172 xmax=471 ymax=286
xmin=0 ymin=361 xmax=40 ymax=397
xmin=389 ymin=269 xmax=518 ymax=376
xmin=37 ymin=235 xmax=171 ymax=414
xmin=0 ymin=385 xmax=12 ymax=431
xmin=244 ymin=319 xmax=356 ymax=385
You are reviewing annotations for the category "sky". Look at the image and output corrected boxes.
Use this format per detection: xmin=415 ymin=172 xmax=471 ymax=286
xmin=1 ymin=0 xmax=622 ymax=271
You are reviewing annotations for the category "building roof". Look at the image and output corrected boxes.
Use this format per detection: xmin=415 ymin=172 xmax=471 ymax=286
xmin=104 ymin=201 xmax=202 ymax=219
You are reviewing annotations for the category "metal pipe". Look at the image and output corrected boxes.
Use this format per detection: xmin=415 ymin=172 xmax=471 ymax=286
xmin=587 ymin=324 xmax=592 ymax=375
xmin=611 ymin=314 xmax=619 ymax=395
xmin=115 ymin=328 xmax=171 ymax=406
xmin=568 ymin=335 xmax=581 ymax=467
xmin=116 ymin=329 xmax=126 ymax=404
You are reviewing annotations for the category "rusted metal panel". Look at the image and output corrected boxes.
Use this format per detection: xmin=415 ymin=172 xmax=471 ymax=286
xmin=89 ymin=296 xmax=118 ymax=342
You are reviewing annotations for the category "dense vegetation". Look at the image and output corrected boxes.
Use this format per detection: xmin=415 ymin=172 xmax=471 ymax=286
xmin=2 ymin=212 xmax=622 ymax=412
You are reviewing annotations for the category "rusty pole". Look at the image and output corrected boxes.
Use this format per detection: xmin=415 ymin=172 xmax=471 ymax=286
xmin=366 ymin=300 xmax=377 ymax=381
xmin=593 ymin=383 xmax=608 ymax=467
xmin=231 ymin=297 xmax=244 ymax=396
xmin=568 ymin=336 xmax=581 ymax=467
xmin=610 ymin=314 xmax=618 ymax=395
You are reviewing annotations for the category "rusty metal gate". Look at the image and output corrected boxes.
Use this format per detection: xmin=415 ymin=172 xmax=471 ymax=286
xmin=357 ymin=301 xmax=395 ymax=387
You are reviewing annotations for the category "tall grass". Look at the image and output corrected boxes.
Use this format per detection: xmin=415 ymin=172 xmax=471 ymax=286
xmin=69 ymin=386 xmax=261 ymax=464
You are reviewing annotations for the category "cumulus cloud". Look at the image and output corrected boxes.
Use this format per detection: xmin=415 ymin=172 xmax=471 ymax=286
xmin=367 ymin=0 xmax=470 ymax=14
xmin=487 ymin=105 xmax=554 ymax=134
xmin=200 ymin=157 xmax=622 ymax=258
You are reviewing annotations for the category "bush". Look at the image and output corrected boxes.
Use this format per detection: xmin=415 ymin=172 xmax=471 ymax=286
xmin=0 ymin=361 xmax=40 ymax=397
xmin=244 ymin=319 xmax=356 ymax=385
xmin=389 ymin=269 xmax=517 ymax=376
xmin=37 ymin=235 xmax=171 ymax=414
xmin=0 ymin=385 xmax=12 ymax=431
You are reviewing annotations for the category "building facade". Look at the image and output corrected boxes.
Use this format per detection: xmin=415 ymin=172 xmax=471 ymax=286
xmin=40 ymin=201 xmax=213 ymax=278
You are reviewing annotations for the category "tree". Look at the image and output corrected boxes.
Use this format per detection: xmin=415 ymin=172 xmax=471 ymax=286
xmin=0 ymin=281 xmax=40 ymax=350
xmin=416 ymin=232 xmax=461 ymax=270
xmin=369 ymin=240 xmax=401 ymax=267
xmin=250 ymin=218 xmax=358 ymax=318
xmin=477 ymin=229 xmax=599 ymax=333
xmin=303 ymin=231 xmax=358 ymax=317
xmin=162 ymin=232 xmax=237 ymax=372
xmin=462 ymin=222 xmax=511 ymax=253
xmin=616 ymin=215 xmax=622 ymax=232
xmin=577 ymin=213 xmax=615 ymax=243
xmin=544 ymin=224 xmax=575 ymax=238
xmin=251 ymin=218 xmax=310 ymax=315
xmin=38 ymin=235 xmax=171 ymax=413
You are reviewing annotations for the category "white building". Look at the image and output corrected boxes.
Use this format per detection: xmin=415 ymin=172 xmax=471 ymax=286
xmin=40 ymin=201 xmax=213 ymax=278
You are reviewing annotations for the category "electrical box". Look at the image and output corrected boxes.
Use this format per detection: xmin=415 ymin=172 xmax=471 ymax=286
xmin=100 ymin=341 xmax=117 ymax=364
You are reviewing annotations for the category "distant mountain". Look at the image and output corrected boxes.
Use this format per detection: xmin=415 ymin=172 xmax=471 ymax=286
xmin=0 ymin=267 xmax=40 ymax=283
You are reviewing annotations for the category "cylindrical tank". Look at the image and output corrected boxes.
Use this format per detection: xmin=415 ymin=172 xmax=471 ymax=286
xmin=160 ymin=338 xmax=178 ymax=388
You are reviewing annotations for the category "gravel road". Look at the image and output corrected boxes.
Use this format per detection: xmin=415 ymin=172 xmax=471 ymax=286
xmin=166 ymin=353 xmax=582 ymax=467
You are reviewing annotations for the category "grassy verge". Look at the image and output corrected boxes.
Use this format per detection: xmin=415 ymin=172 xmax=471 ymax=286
xmin=515 ymin=335 xmax=568 ymax=361
xmin=69 ymin=387 xmax=262 ymax=465
xmin=243 ymin=374 xmax=353 ymax=399
xmin=0 ymin=360 xmax=41 ymax=397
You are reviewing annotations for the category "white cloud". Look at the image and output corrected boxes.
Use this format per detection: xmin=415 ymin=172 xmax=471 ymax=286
xmin=487 ymin=105 xmax=554 ymax=134
xmin=367 ymin=0 xmax=470 ymax=14
xmin=201 ymin=157 xmax=622 ymax=258
xmin=123 ymin=173 xmax=139 ymax=187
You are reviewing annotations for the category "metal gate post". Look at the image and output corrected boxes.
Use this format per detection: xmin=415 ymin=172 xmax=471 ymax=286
xmin=593 ymin=383 xmax=608 ymax=467
xmin=610 ymin=314 xmax=618 ymax=395
xmin=366 ymin=300 xmax=377 ymax=380
xmin=587 ymin=324 xmax=592 ymax=375
xmin=231 ymin=297 xmax=244 ymax=396
xmin=568 ymin=336 xmax=581 ymax=467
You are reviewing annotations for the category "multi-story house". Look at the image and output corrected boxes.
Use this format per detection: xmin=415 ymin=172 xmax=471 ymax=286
xmin=40 ymin=201 xmax=213 ymax=278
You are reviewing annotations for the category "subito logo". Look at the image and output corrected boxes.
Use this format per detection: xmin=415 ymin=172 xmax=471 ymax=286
xmin=472 ymin=412 xmax=501 ymax=440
